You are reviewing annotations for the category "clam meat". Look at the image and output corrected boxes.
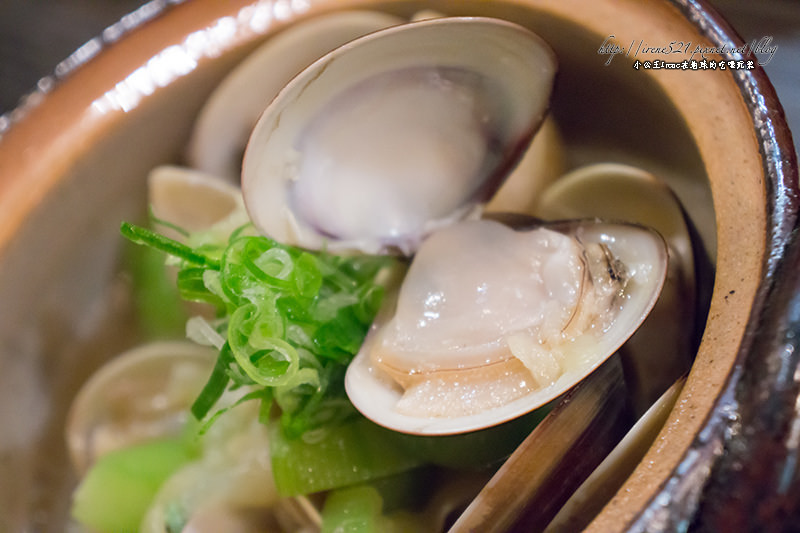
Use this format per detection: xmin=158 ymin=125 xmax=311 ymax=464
xmin=534 ymin=163 xmax=701 ymax=413
xmin=345 ymin=218 xmax=668 ymax=435
xmin=242 ymin=17 xmax=556 ymax=255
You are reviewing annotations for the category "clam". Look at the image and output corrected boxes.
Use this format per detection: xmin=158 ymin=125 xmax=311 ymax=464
xmin=345 ymin=218 xmax=668 ymax=435
xmin=546 ymin=375 xmax=685 ymax=531
xmin=241 ymin=17 xmax=557 ymax=255
xmin=234 ymin=17 xmax=669 ymax=435
xmin=188 ymin=9 xmax=564 ymax=220
xmin=186 ymin=10 xmax=404 ymax=181
xmin=148 ymin=165 xmax=248 ymax=240
xmin=65 ymin=341 xmax=216 ymax=474
xmin=66 ymin=341 xmax=320 ymax=533
xmin=485 ymin=116 xmax=565 ymax=216
xmin=534 ymin=163 xmax=701 ymax=413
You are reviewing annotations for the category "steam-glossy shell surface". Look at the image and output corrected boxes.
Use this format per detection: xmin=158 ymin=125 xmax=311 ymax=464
xmin=242 ymin=17 xmax=556 ymax=255
xmin=535 ymin=163 xmax=699 ymax=413
xmin=65 ymin=342 xmax=216 ymax=474
xmin=346 ymin=219 xmax=668 ymax=435
xmin=148 ymin=165 xmax=246 ymax=236
xmin=186 ymin=10 xmax=403 ymax=181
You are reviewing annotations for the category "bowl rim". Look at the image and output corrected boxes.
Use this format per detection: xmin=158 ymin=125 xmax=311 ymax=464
xmin=0 ymin=0 xmax=798 ymax=530
xmin=0 ymin=0 xmax=183 ymax=138
xmin=628 ymin=0 xmax=800 ymax=530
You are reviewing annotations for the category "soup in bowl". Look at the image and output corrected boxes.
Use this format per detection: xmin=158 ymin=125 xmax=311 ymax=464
xmin=0 ymin=0 xmax=797 ymax=531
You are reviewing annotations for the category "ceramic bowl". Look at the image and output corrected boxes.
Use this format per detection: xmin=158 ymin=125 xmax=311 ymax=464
xmin=0 ymin=0 xmax=797 ymax=531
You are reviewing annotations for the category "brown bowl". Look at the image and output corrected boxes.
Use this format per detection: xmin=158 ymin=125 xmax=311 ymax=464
xmin=0 ymin=0 xmax=797 ymax=531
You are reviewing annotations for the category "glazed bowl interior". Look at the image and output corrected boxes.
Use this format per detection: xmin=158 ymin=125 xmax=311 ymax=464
xmin=0 ymin=0 xmax=783 ymax=530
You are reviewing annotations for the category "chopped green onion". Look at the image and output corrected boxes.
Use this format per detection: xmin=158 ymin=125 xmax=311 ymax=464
xmin=175 ymin=267 xmax=224 ymax=308
xmin=121 ymin=219 xmax=396 ymax=439
xmin=190 ymin=343 xmax=234 ymax=421
xmin=120 ymin=222 xmax=220 ymax=269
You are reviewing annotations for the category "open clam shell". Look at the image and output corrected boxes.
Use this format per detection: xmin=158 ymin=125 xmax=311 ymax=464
xmin=345 ymin=218 xmax=668 ymax=435
xmin=535 ymin=163 xmax=694 ymax=280
xmin=486 ymin=116 xmax=565 ymax=215
xmin=186 ymin=10 xmax=403 ymax=181
xmin=546 ymin=375 xmax=685 ymax=531
xmin=241 ymin=17 xmax=556 ymax=255
xmin=534 ymin=163 xmax=701 ymax=413
xmin=148 ymin=165 xmax=247 ymax=238
xmin=65 ymin=341 xmax=216 ymax=475
xmin=451 ymin=355 xmax=632 ymax=532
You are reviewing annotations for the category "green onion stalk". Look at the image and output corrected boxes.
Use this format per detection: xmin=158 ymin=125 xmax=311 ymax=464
xmin=121 ymin=219 xmax=396 ymax=441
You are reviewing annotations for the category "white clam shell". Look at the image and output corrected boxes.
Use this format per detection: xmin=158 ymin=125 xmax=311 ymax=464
xmin=486 ymin=116 xmax=565 ymax=215
xmin=534 ymin=163 xmax=697 ymax=413
xmin=535 ymin=163 xmax=693 ymax=278
xmin=186 ymin=10 xmax=404 ymax=181
xmin=345 ymin=219 xmax=668 ymax=435
xmin=148 ymin=165 xmax=247 ymax=239
xmin=546 ymin=376 xmax=685 ymax=531
xmin=406 ymin=11 xmax=565 ymax=218
xmin=65 ymin=341 xmax=216 ymax=474
xmin=242 ymin=17 xmax=556 ymax=255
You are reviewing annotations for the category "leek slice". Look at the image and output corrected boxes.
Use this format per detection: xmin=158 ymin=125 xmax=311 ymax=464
xmin=270 ymin=417 xmax=423 ymax=496
xmin=321 ymin=485 xmax=429 ymax=533
xmin=71 ymin=437 xmax=195 ymax=533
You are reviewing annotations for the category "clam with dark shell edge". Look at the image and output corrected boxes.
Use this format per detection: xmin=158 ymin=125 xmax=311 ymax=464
xmin=238 ymin=16 xmax=671 ymax=435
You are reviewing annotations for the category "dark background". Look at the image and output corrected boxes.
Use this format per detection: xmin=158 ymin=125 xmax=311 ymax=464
xmin=0 ymin=0 xmax=798 ymax=154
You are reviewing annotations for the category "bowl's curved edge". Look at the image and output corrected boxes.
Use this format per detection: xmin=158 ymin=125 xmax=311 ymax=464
xmin=630 ymin=0 xmax=800 ymax=530
xmin=0 ymin=0 xmax=185 ymax=139
xmin=3 ymin=0 xmax=799 ymax=529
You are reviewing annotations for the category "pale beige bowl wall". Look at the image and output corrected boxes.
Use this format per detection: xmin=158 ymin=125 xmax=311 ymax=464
xmin=0 ymin=0 xmax=765 ymax=529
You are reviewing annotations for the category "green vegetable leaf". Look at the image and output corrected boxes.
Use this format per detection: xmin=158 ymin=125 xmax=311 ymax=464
xmin=121 ymin=220 xmax=396 ymax=439
xmin=270 ymin=417 xmax=423 ymax=496
xmin=124 ymin=240 xmax=187 ymax=339
xmin=321 ymin=484 xmax=431 ymax=533
xmin=120 ymin=222 xmax=220 ymax=269
xmin=71 ymin=437 xmax=195 ymax=533
xmin=190 ymin=342 xmax=234 ymax=421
